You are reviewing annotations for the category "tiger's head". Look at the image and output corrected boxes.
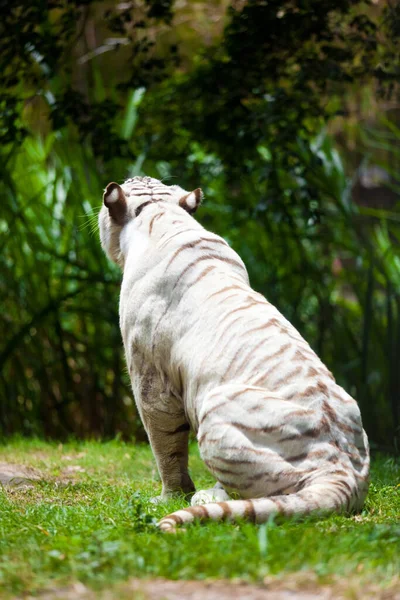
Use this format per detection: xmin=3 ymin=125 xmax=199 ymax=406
xmin=99 ymin=176 xmax=202 ymax=266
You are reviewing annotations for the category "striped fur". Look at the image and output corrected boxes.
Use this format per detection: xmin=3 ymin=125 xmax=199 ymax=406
xmin=99 ymin=176 xmax=370 ymax=532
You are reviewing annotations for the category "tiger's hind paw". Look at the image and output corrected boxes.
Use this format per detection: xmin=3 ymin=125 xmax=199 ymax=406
xmin=191 ymin=486 xmax=230 ymax=506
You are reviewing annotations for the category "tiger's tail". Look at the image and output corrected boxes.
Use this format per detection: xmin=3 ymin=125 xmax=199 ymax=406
xmin=158 ymin=475 xmax=365 ymax=532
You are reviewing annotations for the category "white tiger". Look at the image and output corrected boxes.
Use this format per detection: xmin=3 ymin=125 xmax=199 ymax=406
xmin=98 ymin=176 xmax=370 ymax=532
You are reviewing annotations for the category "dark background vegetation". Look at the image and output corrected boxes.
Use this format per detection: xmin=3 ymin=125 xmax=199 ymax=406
xmin=1 ymin=0 xmax=399 ymax=450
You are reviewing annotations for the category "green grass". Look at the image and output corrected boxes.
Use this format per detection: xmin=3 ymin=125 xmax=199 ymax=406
xmin=0 ymin=439 xmax=399 ymax=596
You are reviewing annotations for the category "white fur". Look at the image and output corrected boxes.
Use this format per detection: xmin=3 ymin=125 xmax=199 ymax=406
xmin=185 ymin=192 xmax=197 ymax=209
xmin=120 ymin=221 xmax=150 ymax=263
xmin=98 ymin=176 xmax=369 ymax=533
xmin=191 ymin=485 xmax=231 ymax=506
xmin=107 ymin=187 xmax=120 ymax=203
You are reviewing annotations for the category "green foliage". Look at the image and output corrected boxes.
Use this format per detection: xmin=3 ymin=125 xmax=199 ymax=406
xmin=0 ymin=441 xmax=398 ymax=596
xmin=0 ymin=0 xmax=176 ymax=154
xmin=0 ymin=128 xmax=131 ymax=438
xmin=1 ymin=1 xmax=398 ymax=154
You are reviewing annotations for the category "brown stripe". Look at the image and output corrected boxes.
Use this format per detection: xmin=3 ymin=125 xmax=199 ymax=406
xmin=281 ymin=426 xmax=325 ymax=442
xmin=220 ymin=308 xmax=266 ymax=323
xmin=228 ymin=293 xmax=258 ymax=309
xmin=245 ymin=321 xmax=281 ymax=336
xmin=263 ymin=317 xmax=280 ymax=329
xmin=135 ymin=200 xmax=156 ymax=216
xmin=207 ymin=455 xmax=255 ymax=464
xmin=207 ymin=285 xmax=243 ymax=300
xmin=189 ymin=505 xmax=209 ymax=520
xmin=285 ymin=452 xmax=309 ymax=463
xmin=246 ymin=471 xmax=294 ymax=486
xmin=293 ymin=348 xmax=317 ymax=361
xmin=199 ymin=399 xmax=232 ymax=426
xmin=307 ymin=366 xmax=320 ymax=377
xmin=221 ymin=347 xmax=244 ymax=380
xmin=260 ymin=342 xmax=292 ymax=367
xmin=272 ymin=498 xmax=285 ymax=513
xmin=331 ymin=389 xmax=354 ymax=404
xmin=270 ymin=366 xmax=303 ymax=390
xmin=215 ymin=477 xmax=240 ymax=489
xmin=159 ymin=228 xmax=201 ymax=246
xmin=222 ymin=335 xmax=267 ymax=380
xmin=330 ymin=468 xmax=350 ymax=477
xmin=217 ymin=293 xmax=243 ymax=304
xmin=231 ymin=421 xmax=282 ymax=434
xmin=174 ymin=254 xmax=246 ymax=287
xmin=263 ymin=484 xmax=294 ymax=497
xmin=213 ymin=446 xmax=266 ymax=457
xmin=198 ymin=431 xmax=208 ymax=445
xmin=166 ymin=239 xmax=205 ymax=268
xmin=243 ymin=500 xmax=256 ymax=522
xmin=248 ymin=403 xmax=264 ymax=413
xmin=337 ymin=422 xmax=362 ymax=435
xmin=149 ymin=212 xmax=164 ymax=234
xmin=270 ymin=342 xmax=292 ymax=358
xmin=217 ymin=467 xmax=244 ymax=476
xmin=230 ymin=387 xmax=255 ymax=401
xmin=246 ymin=471 xmax=266 ymax=482
xmin=322 ymin=400 xmax=342 ymax=426
xmin=199 ymin=236 xmax=228 ymax=246
xmin=217 ymin=255 xmax=244 ymax=267
xmin=219 ymin=501 xmax=233 ymax=520
xmin=164 ymin=513 xmax=184 ymax=524
xmin=334 ymin=479 xmax=353 ymax=496
xmin=348 ymin=415 xmax=362 ymax=427
xmin=327 ymin=488 xmax=344 ymax=510
xmin=299 ymin=385 xmax=320 ymax=398
xmin=250 ymin=344 xmax=292 ymax=384
xmin=188 ymin=265 xmax=216 ymax=287
xmin=317 ymin=381 xmax=329 ymax=394
xmin=216 ymin=301 xmax=258 ymax=327
xmin=355 ymin=471 xmax=369 ymax=481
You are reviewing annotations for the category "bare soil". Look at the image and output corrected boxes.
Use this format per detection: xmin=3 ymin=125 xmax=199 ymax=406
xmin=23 ymin=576 xmax=400 ymax=600
xmin=0 ymin=463 xmax=41 ymax=488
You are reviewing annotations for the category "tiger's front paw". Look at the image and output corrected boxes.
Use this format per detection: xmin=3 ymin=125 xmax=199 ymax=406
xmin=191 ymin=486 xmax=230 ymax=506
xmin=150 ymin=483 xmax=195 ymax=505
xmin=150 ymin=491 xmax=183 ymax=504
xmin=149 ymin=495 xmax=166 ymax=505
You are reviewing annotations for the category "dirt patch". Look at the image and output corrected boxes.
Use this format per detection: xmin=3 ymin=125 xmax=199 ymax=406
xmin=0 ymin=460 xmax=88 ymax=492
xmin=0 ymin=463 xmax=42 ymax=488
xmin=22 ymin=576 xmax=400 ymax=600
xmin=127 ymin=577 xmax=400 ymax=600
xmin=61 ymin=452 xmax=87 ymax=461
xmin=126 ymin=579 xmax=336 ymax=599
xmin=60 ymin=465 xmax=86 ymax=476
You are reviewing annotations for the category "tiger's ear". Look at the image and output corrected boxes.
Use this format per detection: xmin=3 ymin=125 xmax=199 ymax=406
xmin=103 ymin=182 xmax=128 ymax=225
xmin=179 ymin=188 xmax=203 ymax=214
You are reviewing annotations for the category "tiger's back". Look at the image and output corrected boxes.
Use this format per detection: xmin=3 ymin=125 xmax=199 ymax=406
xmin=98 ymin=176 xmax=370 ymax=532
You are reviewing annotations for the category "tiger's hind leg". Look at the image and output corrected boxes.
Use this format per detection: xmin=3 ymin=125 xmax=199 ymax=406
xmin=196 ymin=384 xmax=326 ymax=500
xmin=191 ymin=482 xmax=231 ymax=506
